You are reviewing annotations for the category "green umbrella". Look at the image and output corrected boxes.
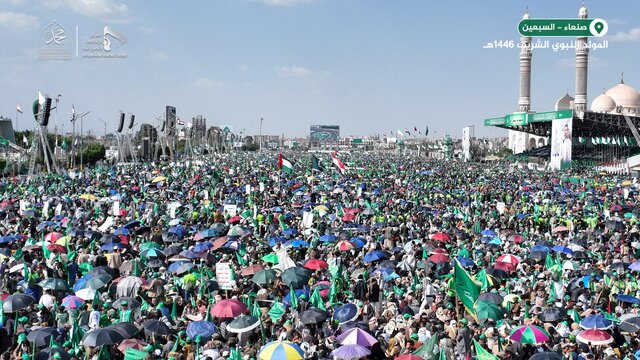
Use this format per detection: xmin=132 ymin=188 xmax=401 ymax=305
xmin=475 ymin=300 xmax=505 ymax=322
xmin=281 ymin=267 xmax=312 ymax=289
xmin=38 ymin=278 xmax=69 ymax=291
xmin=139 ymin=242 xmax=163 ymax=252
xmin=78 ymin=263 xmax=93 ymax=276
xmin=251 ymin=269 xmax=277 ymax=285
xmin=261 ymin=253 xmax=279 ymax=264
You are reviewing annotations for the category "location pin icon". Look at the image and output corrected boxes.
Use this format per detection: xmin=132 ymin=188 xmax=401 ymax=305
xmin=590 ymin=19 xmax=608 ymax=37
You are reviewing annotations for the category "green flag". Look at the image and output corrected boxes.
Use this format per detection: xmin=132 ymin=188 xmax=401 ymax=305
xmin=473 ymin=339 xmax=498 ymax=360
xmin=309 ymin=288 xmax=325 ymax=311
xmin=124 ymin=348 xmax=148 ymax=360
xmin=289 ymin=286 xmax=298 ymax=310
xmin=268 ymin=301 xmax=285 ymax=322
xmin=454 ymin=259 xmax=481 ymax=317
xmin=438 ymin=347 xmax=446 ymax=360
xmin=42 ymin=233 xmax=51 ymax=260
xmin=413 ymin=334 xmax=438 ymax=359
xmin=476 ymin=269 xmax=489 ymax=291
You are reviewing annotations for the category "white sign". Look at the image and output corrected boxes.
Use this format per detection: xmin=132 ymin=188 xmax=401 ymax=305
xmin=496 ymin=202 xmax=506 ymax=215
xmin=223 ymin=204 xmax=237 ymax=217
xmin=216 ymin=262 xmax=235 ymax=290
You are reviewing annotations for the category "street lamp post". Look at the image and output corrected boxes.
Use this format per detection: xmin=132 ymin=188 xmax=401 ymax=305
xmin=78 ymin=111 xmax=90 ymax=170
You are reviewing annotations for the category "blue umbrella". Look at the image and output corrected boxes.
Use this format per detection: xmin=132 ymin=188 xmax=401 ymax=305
xmin=372 ymin=267 xmax=393 ymax=278
xmin=123 ymin=220 xmax=140 ymax=229
xmin=168 ymin=261 xmax=195 ymax=275
xmin=333 ymin=303 xmax=358 ymax=324
xmin=552 ymin=246 xmax=575 ymax=256
xmin=268 ymin=236 xmax=286 ymax=247
xmin=282 ymin=228 xmax=299 ymax=237
xmin=180 ymin=250 xmax=202 ymax=259
xmin=283 ymin=288 xmax=310 ymax=307
xmin=193 ymin=242 xmax=212 ymax=253
xmin=113 ymin=228 xmax=130 ymax=236
xmin=100 ymin=242 xmax=128 ymax=252
xmin=456 ymin=257 xmax=475 ymax=268
xmin=481 ymin=229 xmax=496 ymax=237
xmin=488 ymin=238 xmax=502 ymax=246
xmin=356 ymin=225 xmax=371 ymax=232
xmin=617 ymin=294 xmax=640 ymax=304
xmin=186 ymin=321 xmax=217 ymax=341
xmin=168 ymin=226 xmax=186 ymax=238
xmin=319 ymin=234 xmax=337 ymax=243
xmin=580 ymin=314 xmax=613 ymax=330
xmin=351 ymin=237 xmax=366 ymax=248
xmin=531 ymin=245 xmax=551 ymax=253
xmin=286 ymin=240 xmax=309 ymax=248
xmin=384 ymin=272 xmax=400 ymax=282
xmin=198 ymin=229 xmax=220 ymax=239
xmin=363 ymin=251 xmax=388 ymax=263
xmin=0 ymin=236 xmax=17 ymax=243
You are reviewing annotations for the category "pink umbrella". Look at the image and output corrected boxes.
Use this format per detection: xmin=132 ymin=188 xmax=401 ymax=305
xmin=576 ymin=329 xmax=613 ymax=346
xmin=508 ymin=325 xmax=550 ymax=344
xmin=210 ymin=299 xmax=248 ymax=318
xmin=552 ymin=226 xmax=569 ymax=233
xmin=61 ymin=295 xmax=85 ymax=309
xmin=336 ymin=328 xmax=378 ymax=347
xmin=496 ymin=254 xmax=521 ymax=266
xmin=336 ymin=240 xmax=354 ymax=251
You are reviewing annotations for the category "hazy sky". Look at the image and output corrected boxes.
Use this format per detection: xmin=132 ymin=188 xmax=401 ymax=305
xmin=0 ymin=0 xmax=638 ymax=139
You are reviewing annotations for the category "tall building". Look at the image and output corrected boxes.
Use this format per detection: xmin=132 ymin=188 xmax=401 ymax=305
xmin=191 ymin=115 xmax=207 ymax=140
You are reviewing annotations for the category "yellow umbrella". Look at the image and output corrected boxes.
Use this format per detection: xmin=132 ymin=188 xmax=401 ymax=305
xmin=79 ymin=194 xmax=97 ymax=201
xmin=314 ymin=205 xmax=329 ymax=212
xmin=56 ymin=236 xmax=72 ymax=246
xmin=152 ymin=176 xmax=167 ymax=183
xmin=622 ymin=180 xmax=632 ymax=186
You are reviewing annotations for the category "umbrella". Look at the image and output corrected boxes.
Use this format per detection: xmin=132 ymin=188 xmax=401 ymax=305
xmin=485 ymin=268 xmax=509 ymax=280
xmin=258 ymin=341 xmax=304 ymax=360
xmin=617 ymin=294 xmax=640 ymax=304
xmin=539 ymin=307 xmax=566 ymax=323
xmin=529 ymin=352 xmax=563 ymax=360
xmin=3 ymin=293 xmax=35 ymax=312
xmin=80 ymin=274 xmax=112 ymax=290
xmin=185 ymin=321 xmax=218 ymax=341
xmin=304 ymin=259 xmax=328 ymax=270
xmin=168 ymin=261 xmax=195 ymax=275
xmin=336 ymin=240 xmax=355 ymax=251
xmin=81 ymin=328 xmax=125 ymax=346
xmin=210 ymin=299 xmax=248 ymax=318
xmin=252 ymin=269 xmax=277 ymax=285
xmin=118 ymin=338 xmax=148 ymax=353
xmin=496 ymin=254 xmax=520 ymax=265
xmin=331 ymin=345 xmax=371 ymax=360
xmin=576 ymin=329 xmax=613 ymax=345
xmin=281 ymin=267 xmax=312 ymax=289
xmin=61 ymin=295 xmax=85 ymax=309
xmin=241 ymin=264 xmax=265 ymax=276
xmin=319 ymin=234 xmax=337 ymax=243
xmin=608 ymin=262 xmax=630 ymax=272
xmin=333 ymin=303 xmax=359 ymax=324
xmin=363 ymin=251 xmax=388 ymax=263
xmin=35 ymin=348 xmax=71 ymax=360
xmin=552 ymin=226 xmax=569 ymax=233
xmin=475 ymin=300 xmax=505 ymax=322
xmin=618 ymin=316 xmax=640 ymax=333
xmin=580 ymin=314 xmax=613 ymax=330
xmin=108 ymin=322 xmax=140 ymax=339
xmin=38 ymin=278 xmax=69 ymax=291
xmin=112 ymin=297 xmax=142 ymax=310
xmin=27 ymin=327 xmax=59 ymax=348
xmin=508 ymin=325 xmax=550 ymax=344
xmin=45 ymin=232 xmax=63 ymax=242
xmin=428 ymin=254 xmax=449 ymax=263
xmin=116 ymin=276 xmax=144 ymax=298
xmin=75 ymin=288 xmax=97 ymax=301
xmin=431 ymin=232 xmax=451 ymax=242
xmin=300 ymin=307 xmax=328 ymax=325
xmin=226 ymin=315 xmax=260 ymax=333
xmin=142 ymin=319 xmax=173 ymax=335
xmin=530 ymin=251 xmax=547 ymax=261
xmin=336 ymin=328 xmax=378 ymax=347
xmin=551 ymin=246 xmax=574 ymax=256
xmin=477 ymin=292 xmax=503 ymax=305
xmin=151 ymin=176 xmax=166 ymax=183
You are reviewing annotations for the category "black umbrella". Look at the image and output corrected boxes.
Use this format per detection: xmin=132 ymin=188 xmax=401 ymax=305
xmin=529 ymin=251 xmax=547 ymax=262
xmin=27 ymin=327 xmax=59 ymax=348
xmin=112 ymin=297 xmax=141 ymax=310
xmin=164 ymin=245 xmax=183 ymax=256
xmin=435 ymin=262 xmax=451 ymax=275
xmin=81 ymin=328 xmax=124 ymax=346
xmin=84 ymin=231 xmax=102 ymax=241
xmin=204 ymin=280 xmax=219 ymax=292
xmin=107 ymin=322 xmax=139 ymax=339
xmin=101 ymin=234 xmax=121 ymax=244
xmin=539 ymin=307 xmax=567 ymax=323
xmin=339 ymin=321 xmax=369 ymax=332
xmin=300 ymin=307 xmax=328 ymax=325
xmin=478 ymin=292 xmax=503 ymax=305
xmin=530 ymin=352 xmax=562 ymax=360
xmin=142 ymin=319 xmax=173 ymax=335
xmin=281 ymin=267 xmax=312 ymax=289
xmin=571 ymin=251 xmax=588 ymax=260
xmin=606 ymin=220 xmax=625 ymax=231
xmin=35 ymin=347 xmax=72 ymax=360
xmin=618 ymin=316 xmax=640 ymax=333
xmin=135 ymin=226 xmax=151 ymax=235
xmin=485 ymin=268 xmax=509 ymax=280
xmin=147 ymin=259 xmax=164 ymax=268
xmin=87 ymin=266 xmax=112 ymax=277
xmin=608 ymin=262 xmax=630 ymax=273
xmin=226 ymin=315 xmax=260 ymax=333
xmin=67 ymin=228 xmax=84 ymax=238
xmin=3 ymin=293 xmax=35 ymax=313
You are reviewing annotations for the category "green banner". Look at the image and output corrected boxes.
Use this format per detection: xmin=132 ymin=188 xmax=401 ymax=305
xmin=483 ymin=117 xmax=506 ymax=126
xmin=505 ymin=113 xmax=528 ymax=126
xmin=529 ymin=109 xmax=573 ymax=123
xmin=518 ymin=19 xmax=608 ymax=37
xmin=454 ymin=260 xmax=481 ymax=316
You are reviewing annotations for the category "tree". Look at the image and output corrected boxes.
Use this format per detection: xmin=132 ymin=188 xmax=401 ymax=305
xmin=76 ymin=143 xmax=106 ymax=164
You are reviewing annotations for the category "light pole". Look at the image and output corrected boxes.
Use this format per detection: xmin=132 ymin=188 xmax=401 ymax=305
xmin=78 ymin=111 xmax=90 ymax=170
xmin=54 ymin=94 xmax=61 ymax=149
xmin=98 ymin=118 xmax=107 ymax=141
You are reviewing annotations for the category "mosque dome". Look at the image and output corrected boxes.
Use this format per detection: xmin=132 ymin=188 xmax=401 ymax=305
xmin=605 ymin=81 xmax=640 ymax=113
xmin=522 ymin=11 xmax=530 ymax=20
xmin=590 ymin=93 xmax=616 ymax=113
xmin=555 ymin=93 xmax=574 ymax=111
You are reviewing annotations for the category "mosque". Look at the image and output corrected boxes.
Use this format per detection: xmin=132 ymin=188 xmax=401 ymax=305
xmin=487 ymin=4 xmax=640 ymax=173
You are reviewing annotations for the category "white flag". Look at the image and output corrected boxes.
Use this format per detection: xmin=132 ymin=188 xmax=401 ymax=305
xmin=16 ymin=104 xmax=23 ymax=113
xmin=22 ymin=136 xmax=28 ymax=145
xmin=397 ymin=129 xmax=404 ymax=137
xmin=38 ymin=91 xmax=45 ymax=106
xmin=71 ymin=104 xmax=75 ymax=115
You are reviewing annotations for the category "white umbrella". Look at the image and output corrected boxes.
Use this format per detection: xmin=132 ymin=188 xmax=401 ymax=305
xmin=116 ymin=276 xmax=143 ymax=298
xmin=75 ymin=288 xmax=97 ymax=301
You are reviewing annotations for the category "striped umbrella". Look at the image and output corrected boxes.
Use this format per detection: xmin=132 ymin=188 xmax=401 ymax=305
xmin=61 ymin=295 xmax=85 ymax=309
xmin=335 ymin=240 xmax=354 ymax=251
xmin=508 ymin=325 xmax=550 ymax=344
xmin=258 ymin=341 xmax=304 ymax=360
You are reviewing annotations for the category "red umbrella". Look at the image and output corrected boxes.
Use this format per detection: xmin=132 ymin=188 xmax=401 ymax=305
xmin=212 ymin=236 xmax=229 ymax=250
xmin=228 ymin=216 xmax=242 ymax=224
xmin=117 ymin=338 xmax=148 ymax=353
xmin=496 ymin=254 xmax=521 ymax=266
xmin=44 ymin=232 xmax=63 ymax=242
xmin=210 ymin=299 xmax=248 ymax=318
xmin=304 ymin=259 xmax=328 ymax=270
xmin=576 ymin=329 xmax=613 ymax=345
xmin=552 ymin=226 xmax=569 ymax=233
xmin=336 ymin=240 xmax=355 ymax=251
xmin=428 ymin=254 xmax=449 ymax=263
xmin=610 ymin=205 xmax=623 ymax=212
xmin=345 ymin=208 xmax=361 ymax=214
xmin=241 ymin=264 xmax=265 ymax=276
xmin=430 ymin=248 xmax=447 ymax=255
xmin=342 ymin=214 xmax=355 ymax=221
xmin=494 ymin=262 xmax=516 ymax=273
xmin=118 ymin=235 xmax=130 ymax=245
xmin=46 ymin=243 xmax=66 ymax=253
xmin=431 ymin=232 xmax=451 ymax=242
xmin=508 ymin=234 xmax=526 ymax=243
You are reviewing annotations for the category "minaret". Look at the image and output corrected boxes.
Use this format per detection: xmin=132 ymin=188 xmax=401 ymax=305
xmin=574 ymin=4 xmax=589 ymax=112
xmin=517 ymin=10 xmax=532 ymax=112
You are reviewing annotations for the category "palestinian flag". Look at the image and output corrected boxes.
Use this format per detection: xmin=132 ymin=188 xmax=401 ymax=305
xmin=278 ymin=154 xmax=294 ymax=174
xmin=332 ymin=151 xmax=346 ymax=174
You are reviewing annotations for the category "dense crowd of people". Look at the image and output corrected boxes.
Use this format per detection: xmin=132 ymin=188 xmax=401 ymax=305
xmin=0 ymin=152 xmax=638 ymax=360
